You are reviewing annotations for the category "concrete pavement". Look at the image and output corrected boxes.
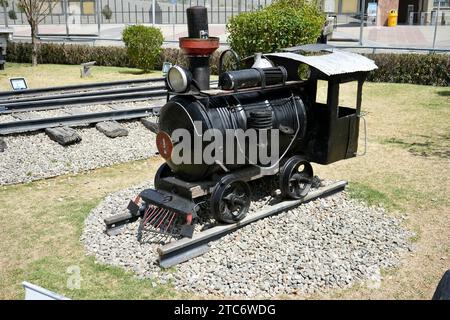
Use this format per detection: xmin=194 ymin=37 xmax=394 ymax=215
xmin=9 ymin=23 xmax=450 ymax=49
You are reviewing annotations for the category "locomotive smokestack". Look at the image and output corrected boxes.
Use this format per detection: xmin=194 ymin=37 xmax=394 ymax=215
xmin=186 ymin=6 xmax=209 ymax=39
xmin=179 ymin=6 xmax=219 ymax=90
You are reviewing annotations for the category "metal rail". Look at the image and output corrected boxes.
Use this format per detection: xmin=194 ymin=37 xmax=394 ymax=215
xmin=0 ymin=77 xmax=165 ymax=98
xmin=0 ymin=85 xmax=166 ymax=104
xmin=157 ymin=180 xmax=348 ymax=268
xmin=0 ymin=86 xmax=167 ymax=114
xmin=0 ymin=106 xmax=161 ymax=135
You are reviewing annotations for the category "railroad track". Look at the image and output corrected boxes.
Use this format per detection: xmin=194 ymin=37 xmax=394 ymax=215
xmin=0 ymin=86 xmax=167 ymax=114
xmin=0 ymin=106 xmax=162 ymax=135
xmin=0 ymin=77 xmax=165 ymax=99
xmin=0 ymin=79 xmax=217 ymax=135
xmin=152 ymin=181 xmax=348 ymax=268
xmin=0 ymin=79 xmax=168 ymax=114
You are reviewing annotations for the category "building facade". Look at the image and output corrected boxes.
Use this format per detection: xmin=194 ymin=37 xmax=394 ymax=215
xmin=322 ymin=0 xmax=449 ymax=25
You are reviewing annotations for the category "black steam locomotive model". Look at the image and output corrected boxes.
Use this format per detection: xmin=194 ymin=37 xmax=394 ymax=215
xmin=106 ymin=6 xmax=377 ymax=239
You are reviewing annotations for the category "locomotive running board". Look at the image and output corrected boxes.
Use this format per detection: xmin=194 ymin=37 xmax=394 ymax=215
xmin=157 ymin=180 xmax=348 ymax=268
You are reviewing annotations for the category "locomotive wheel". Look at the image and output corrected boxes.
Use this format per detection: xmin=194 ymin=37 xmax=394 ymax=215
xmin=279 ymin=156 xmax=313 ymax=199
xmin=211 ymin=175 xmax=251 ymax=224
xmin=154 ymin=163 xmax=172 ymax=189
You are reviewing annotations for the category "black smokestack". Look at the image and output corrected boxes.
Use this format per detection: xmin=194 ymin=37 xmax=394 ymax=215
xmin=186 ymin=6 xmax=209 ymax=39
xmin=179 ymin=6 xmax=218 ymax=91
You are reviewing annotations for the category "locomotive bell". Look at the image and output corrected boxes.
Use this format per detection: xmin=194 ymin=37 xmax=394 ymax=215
xmin=251 ymin=53 xmax=274 ymax=69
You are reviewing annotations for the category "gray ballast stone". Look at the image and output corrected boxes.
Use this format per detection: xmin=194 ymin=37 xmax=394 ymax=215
xmin=141 ymin=118 xmax=159 ymax=134
xmin=96 ymin=121 xmax=129 ymax=138
xmin=81 ymin=181 xmax=414 ymax=298
xmin=45 ymin=126 xmax=82 ymax=146
xmin=0 ymin=138 xmax=6 ymax=152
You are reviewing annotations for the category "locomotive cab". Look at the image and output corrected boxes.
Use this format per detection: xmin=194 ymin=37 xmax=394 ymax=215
xmin=264 ymin=44 xmax=376 ymax=165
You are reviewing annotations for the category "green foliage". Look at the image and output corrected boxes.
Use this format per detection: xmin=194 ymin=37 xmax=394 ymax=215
xmin=347 ymin=182 xmax=396 ymax=210
xmin=366 ymin=53 xmax=450 ymax=86
xmin=101 ymin=4 xmax=113 ymax=20
xmin=8 ymin=9 xmax=17 ymax=20
xmin=7 ymin=42 xmax=131 ymax=67
xmin=227 ymin=0 xmax=325 ymax=58
xmin=122 ymin=25 xmax=164 ymax=73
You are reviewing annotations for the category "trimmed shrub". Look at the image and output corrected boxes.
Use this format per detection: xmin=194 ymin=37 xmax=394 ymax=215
xmin=8 ymin=10 xmax=17 ymax=20
xmin=102 ymin=5 xmax=113 ymax=20
xmin=7 ymin=42 xmax=131 ymax=67
xmin=122 ymin=25 xmax=164 ymax=73
xmin=366 ymin=53 xmax=449 ymax=87
xmin=227 ymin=0 xmax=325 ymax=58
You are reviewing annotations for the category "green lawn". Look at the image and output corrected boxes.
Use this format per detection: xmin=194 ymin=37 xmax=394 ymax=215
xmin=0 ymin=73 xmax=448 ymax=299
xmin=0 ymin=63 xmax=163 ymax=92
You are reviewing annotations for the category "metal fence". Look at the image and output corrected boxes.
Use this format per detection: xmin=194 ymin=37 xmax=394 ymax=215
xmin=1 ymin=0 xmax=274 ymax=26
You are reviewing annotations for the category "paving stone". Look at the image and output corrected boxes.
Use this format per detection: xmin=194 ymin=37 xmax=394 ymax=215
xmin=96 ymin=121 xmax=129 ymax=138
xmin=45 ymin=126 xmax=82 ymax=146
xmin=141 ymin=118 xmax=159 ymax=134
xmin=0 ymin=138 xmax=6 ymax=152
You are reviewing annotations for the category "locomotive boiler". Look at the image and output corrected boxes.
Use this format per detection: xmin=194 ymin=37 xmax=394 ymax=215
xmin=105 ymin=6 xmax=377 ymax=239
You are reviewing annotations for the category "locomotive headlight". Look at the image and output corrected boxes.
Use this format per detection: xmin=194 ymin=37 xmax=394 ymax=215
xmin=167 ymin=66 xmax=192 ymax=93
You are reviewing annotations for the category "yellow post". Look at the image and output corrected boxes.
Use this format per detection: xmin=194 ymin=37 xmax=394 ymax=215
xmin=388 ymin=9 xmax=398 ymax=27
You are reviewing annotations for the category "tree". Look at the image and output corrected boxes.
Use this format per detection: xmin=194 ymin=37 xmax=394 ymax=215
xmin=18 ymin=0 xmax=59 ymax=66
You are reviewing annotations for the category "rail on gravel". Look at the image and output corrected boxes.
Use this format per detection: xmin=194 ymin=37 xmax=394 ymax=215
xmin=0 ymin=77 xmax=165 ymax=98
xmin=0 ymin=106 xmax=161 ymax=135
xmin=157 ymin=181 xmax=348 ymax=268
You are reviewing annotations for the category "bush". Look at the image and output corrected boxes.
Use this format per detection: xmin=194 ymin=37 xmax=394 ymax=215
xmin=122 ymin=25 xmax=164 ymax=73
xmin=8 ymin=10 xmax=17 ymax=20
xmin=7 ymin=42 xmax=131 ymax=67
xmin=366 ymin=53 xmax=450 ymax=86
xmin=227 ymin=0 xmax=325 ymax=58
xmin=102 ymin=5 xmax=113 ymax=20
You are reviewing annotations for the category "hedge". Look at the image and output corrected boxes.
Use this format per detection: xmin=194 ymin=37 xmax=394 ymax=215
xmin=366 ymin=53 xmax=449 ymax=87
xmin=6 ymin=42 xmax=449 ymax=86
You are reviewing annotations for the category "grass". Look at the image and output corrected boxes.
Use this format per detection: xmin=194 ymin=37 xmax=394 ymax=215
xmin=0 ymin=70 xmax=449 ymax=299
xmin=0 ymin=63 xmax=163 ymax=91
xmin=347 ymin=182 xmax=397 ymax=210
xmin=309 ymin=82 xmax=450 ymax=299
xmin=0 ymin=158 xmax=189 ymax=299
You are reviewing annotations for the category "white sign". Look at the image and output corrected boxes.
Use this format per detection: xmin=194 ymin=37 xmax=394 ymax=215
xmin=367 ymin=3 xmax=378 ymax=17
xmin=10 ymin=77 xmax=28 ymax=91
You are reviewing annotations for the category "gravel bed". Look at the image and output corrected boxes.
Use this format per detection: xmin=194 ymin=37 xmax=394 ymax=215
xmin=0 ymin=114 xmax=16 ymax=124
xmin=81 ymin=181 xmax=414 ymax=298
xmin=0 ymin=120 xmax=158 ymax=185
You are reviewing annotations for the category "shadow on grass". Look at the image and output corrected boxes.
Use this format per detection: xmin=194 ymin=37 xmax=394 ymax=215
xmin=381 ymin=136 xmax=450 ymax=159
xmin=118 ymin=69 xmax=148 ymax=75
xmin=436 ymin=90 xmax=450 ymax=97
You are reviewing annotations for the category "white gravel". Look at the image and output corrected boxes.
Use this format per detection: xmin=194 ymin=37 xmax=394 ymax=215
xmin=0 ymin=119 xmax=158 ymax=185
xmin=81 ymin=181 xmax=414 ymax=298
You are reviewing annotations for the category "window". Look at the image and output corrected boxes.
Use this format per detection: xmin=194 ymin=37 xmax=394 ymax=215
xmin=434 ymin=0 xmax=450 ymax=7
xmin=341 ymin=0 xmax=358 ymax=13
xmin=82 ymin=1 xmax=95 ymax=15
xmin=68 ymin=0 xmax=95 ymax=15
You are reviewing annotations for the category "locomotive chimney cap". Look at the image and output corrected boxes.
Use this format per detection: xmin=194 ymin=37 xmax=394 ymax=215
xmin=179 ymin=37 xmax=220 ymax=56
